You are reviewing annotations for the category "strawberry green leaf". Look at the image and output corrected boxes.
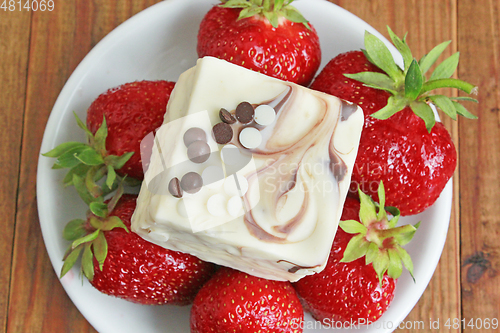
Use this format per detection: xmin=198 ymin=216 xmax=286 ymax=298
xmin=385 ymin=206 xmax=401 ymax=228
xmin=60 ymin=245 xmax=83 ymax=278
xmin=94 ymin=117 xmax=108 ymax=156
xmin=105 ymin=152 xmax=134 ymax=170
xmin=429 ymin=95 xmax=457 ymax=120
xmin=263 ymin=10 xmax=279 ymax=28
xmin=42 ymin=142 xmax=86 ymax=158
xmin=421 ymin=78 xmax=477 ymax=95
xmin=73 ymin=112 xmax=93 ymax=139
xmin=410 ymin=101 xmax=435 ymax=132
xmin=364 ymin=31 xmax=403 ymax=83
xmin=344 ymin=72 xmax=397 ymax=95
xmin=107 ymin=180 xmax=124 ymax=213
xmin=370 ymin=95 xmax=407 ymax=120
xmin=358 ymin=189 xmax=377 ymax=225
xmin=419 ymin=40 xmax=451 ymax=75
xmin=282 ymin=6 xmax=310 ymax=29
xmin=452 ymin=101 xmax=478 ymax=119
xmin=405 ymin=60 xmax=423 ymax=100
xmin=387 ymin=26 xmax=413 ymax=72
xmin=372 ymin=250 xmax=390 ymax=282
xmin=72 ymin=229 xmax=100 ymax=249
xmin=430 ymin=52 xmax=460 ymax=80
xmin=239 ymin=6 xmax=262 ymax=20
xmin=387 ymin=248 xmax=403 ymax=279
xmin=53 ymin=145 xmax=89 ymax=169
xmin=93 ymin=231 xmax=108 ymax=271
xmin=106 ymin=165 xmax=117 ymax=189
xmin=365 ymin=242 xmax=379 ymax=266
xmin=75 ymin=148 xmax=104 ymax=166
xmin=63 ymin=219 xmax=87 ymax=241
xmin=89 ymin=216 xmax=104 ymax=230
xmin=220 ymin=0 xmax=251 ymax=8
xmin=102 ymin=180 xmax=119 ymax=197
xmin=85 ymin=166 xmax=102 ymax=198
xmin=102 ymin=216 xmax=129 ymax=232
xmin=89 ymin=202 xmax=108 ymax=218
xmin=274 ymin=0 xmax=285 ymax=10
xmin=340 ymin=234 xmax=370 ymax=263
xmin=72 ymin=174 xmax=95 ymax=205
xmin=339 ymin=220 xmax=367 ymax=235
xmin=377 ymin=181 xmax=386 ymax=219
xmin=396 ymin=246 xmax=415 ymax=281
xmin=62 ymin=164 xmax=90 ymax=187
xmin=394 ymin=221 xmax=421 ymax=246
xmin=450 ymin=96 xmax=478 ymax=103
xmin=82 ymin=243 xmax=94 ymax=281
xmin=361 ymin=49 xmax=376 ymax=67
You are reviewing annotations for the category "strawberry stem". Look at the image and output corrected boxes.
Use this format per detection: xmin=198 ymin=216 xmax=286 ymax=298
xmin=349 ymin=27 xmax=478 ymax=128
xmin=340 ymin=182 xmax=419 ymax=280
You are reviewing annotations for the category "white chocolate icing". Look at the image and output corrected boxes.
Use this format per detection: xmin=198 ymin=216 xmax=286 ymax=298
xmin=131 ymin=57 xmax=364 ymax=281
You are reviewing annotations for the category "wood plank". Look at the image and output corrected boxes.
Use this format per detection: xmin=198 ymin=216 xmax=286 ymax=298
xmin=0 ymin=8 xmax=31 ymax=333
xmin=6 ymin=1 xmax=161 ymax=332
xmin=458 ymin=0 xmax=500 ymax=329
xmin=327 ymin=1 xmax=462 ymax=332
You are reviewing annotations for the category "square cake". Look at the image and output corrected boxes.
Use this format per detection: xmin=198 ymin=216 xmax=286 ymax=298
xmin=131 ymin=57 xmax=364 ymax=282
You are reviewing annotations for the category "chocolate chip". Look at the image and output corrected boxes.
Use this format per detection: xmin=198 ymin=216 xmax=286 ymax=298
xmin=219 ymin=108 xmax=236 ymax=124
xmin=212 ymin=122 xmax=233 ymax=144
xmin=183 ymin=127 xmax=207 ymax=147
xmin=168 ymin=177 xmax=183 ymax=198
xmin=235 ymin=102 xmax=255 ymax=124
xmin=181 ymin=172 xmax=203 ymax=194
xmin=187 ymin=140 xmax=211 ymax=163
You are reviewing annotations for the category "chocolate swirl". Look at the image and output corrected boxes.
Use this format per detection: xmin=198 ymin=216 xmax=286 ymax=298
xmin=225 ymin=85 xmax=349 ymax=243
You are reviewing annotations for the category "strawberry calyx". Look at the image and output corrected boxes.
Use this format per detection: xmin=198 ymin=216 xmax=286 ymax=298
xmin=60 ymin=184 xmax=129 ymax=281
xmin=42 ymin=112 xmax=139 ymax=205
xmin=345 ymin=26 xmax=478 ymax=132
xmin=339 ymin=181 xmax=420 ymax=282
xmin=219 ymin=0 xmax=310 ymax=29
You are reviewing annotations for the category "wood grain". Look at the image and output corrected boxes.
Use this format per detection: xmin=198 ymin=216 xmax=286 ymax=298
xmin=6 ymin=1 xmax=96 ymax=331
xmin=458 ymin=0 xmax=500 ymax=329
xmin=5 ymin=1 xmax=160 ymax=332
xmin=0 ymin=8 xmax=31 ymax=332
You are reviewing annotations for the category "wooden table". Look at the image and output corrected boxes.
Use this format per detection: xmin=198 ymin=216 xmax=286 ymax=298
xmin=1 ymin=0 xmax=498 ymax=332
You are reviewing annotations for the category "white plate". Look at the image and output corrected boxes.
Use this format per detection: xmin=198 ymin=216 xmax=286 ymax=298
xmin=37 ymin=0 xmax=452 ymax=332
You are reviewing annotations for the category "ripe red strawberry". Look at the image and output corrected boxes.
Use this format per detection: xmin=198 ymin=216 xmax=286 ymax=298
xmin=197 ymin=0 xmax=321 ymax=86
xmin=61 ymin=193 xmax=216 ymax=305
xmin=191 ymin=267 xmax=304 ymax=333
xmin=311 ymin=28 xmax=477 ymax=215
xmin=87 ymin=80 xmax=175 ymax=180
xmin=294 ymin=184 xmax=419 ymax=325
